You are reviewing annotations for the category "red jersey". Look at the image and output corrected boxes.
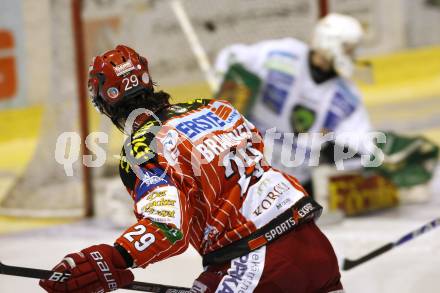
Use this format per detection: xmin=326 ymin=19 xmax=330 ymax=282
xmin=115 ymin=99 xmax=317 ymax=268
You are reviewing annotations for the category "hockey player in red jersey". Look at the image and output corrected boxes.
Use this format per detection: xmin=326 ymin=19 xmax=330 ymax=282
xmin=40 ymin=45 xmax=343 ymax=293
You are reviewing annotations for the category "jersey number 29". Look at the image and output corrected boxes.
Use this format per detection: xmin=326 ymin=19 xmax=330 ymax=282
xmin=123 ymin=224 xmax=155 ymax=252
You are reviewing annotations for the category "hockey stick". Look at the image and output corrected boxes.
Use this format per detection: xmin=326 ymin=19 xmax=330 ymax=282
xmin=0 ymin=261 xmax=191 ymax=293
xmin=170 ymin=0 xmax=219 ymax=91
xmin=342 ymin=217 xmax=440 ymax=270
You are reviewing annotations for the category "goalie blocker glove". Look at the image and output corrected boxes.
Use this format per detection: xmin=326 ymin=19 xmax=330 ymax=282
xmin=39 ymin=244 xmax=134 ymax=293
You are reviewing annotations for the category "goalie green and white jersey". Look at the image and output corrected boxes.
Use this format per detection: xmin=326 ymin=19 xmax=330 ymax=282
xmin=215 ymin=38 xmax=372 ymax=182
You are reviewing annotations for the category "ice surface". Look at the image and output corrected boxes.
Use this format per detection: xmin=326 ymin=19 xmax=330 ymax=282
xmin=1 ymin=172 xmax=439 ymax=292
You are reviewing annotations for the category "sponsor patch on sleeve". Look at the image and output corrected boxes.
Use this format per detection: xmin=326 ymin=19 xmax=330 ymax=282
xmin=136 ymin=185 xmax=181 ymax=229
xmin=151 ymin=221 xmax=183 ymax=244
xmin=135 ymin=167 xmax=172 ymax=201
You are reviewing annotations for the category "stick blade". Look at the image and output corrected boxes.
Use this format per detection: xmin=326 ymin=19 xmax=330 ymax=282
xmin=342 ymin=259 xmax=357 ymax=271
xmin=341 ymin=243 xmax=394 ymax=271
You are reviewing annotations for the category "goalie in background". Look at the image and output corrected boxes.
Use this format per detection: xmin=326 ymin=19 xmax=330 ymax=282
xmin=214 ymin=13 xmax=439 ymax=215
xmin=214 ymin=13 xmax=373 ymax=197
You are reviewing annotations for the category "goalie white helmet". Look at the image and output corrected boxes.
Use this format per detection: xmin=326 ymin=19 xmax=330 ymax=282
xmin=311 ymin=13 xmax=364 ymax=78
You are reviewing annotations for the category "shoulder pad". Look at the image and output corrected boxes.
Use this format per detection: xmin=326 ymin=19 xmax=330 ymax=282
xmin=128 ymin=119 xmax=161 ymax=164
xmin=119 ymin=119 xmax=161 ymax=190
xmin=184 ymin=98 xmax=211 ymax=108
xmin=164 ymin=98 xmax=211 ymax=118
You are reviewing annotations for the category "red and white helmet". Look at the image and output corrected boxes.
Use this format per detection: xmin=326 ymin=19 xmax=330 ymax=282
xmin=88 ymin=45 xmax=153 ymax=115
xmin=312 ymin=13 xmax=364 ymax=78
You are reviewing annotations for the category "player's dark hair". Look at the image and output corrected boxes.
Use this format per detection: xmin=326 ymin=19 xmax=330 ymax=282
xmin=102 ymin=87 xmax=171 ymax=132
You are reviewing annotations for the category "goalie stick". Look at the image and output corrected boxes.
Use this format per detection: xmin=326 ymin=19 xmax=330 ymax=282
xmin=342 ymin=217 xmax=440 ymax=270
xmin=0 ymin=261 xmax=191 ymax=293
